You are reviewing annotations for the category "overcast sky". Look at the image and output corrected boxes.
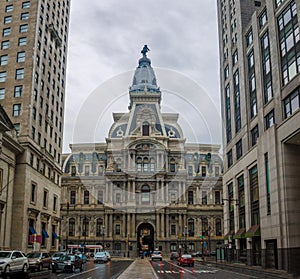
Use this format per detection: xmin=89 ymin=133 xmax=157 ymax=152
xmin=63 ymin=0 xmax=222 ymax=153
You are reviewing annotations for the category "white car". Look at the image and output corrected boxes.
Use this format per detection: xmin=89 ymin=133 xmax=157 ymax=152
xmin=0 ymin=250 xmax=29 ymax=276
xmin=151 ymin=251 xmax=162 ymax=261
xmin=94 ymin=252 xmax=108 ymax=263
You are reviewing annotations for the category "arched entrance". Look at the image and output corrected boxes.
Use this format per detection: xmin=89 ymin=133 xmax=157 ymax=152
xmin=137 ymin=223 xmax=155 ymax=255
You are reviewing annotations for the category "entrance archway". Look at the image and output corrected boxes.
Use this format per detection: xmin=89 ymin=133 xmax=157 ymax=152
xmin=137 ymin=223 xmax=155 ymax=255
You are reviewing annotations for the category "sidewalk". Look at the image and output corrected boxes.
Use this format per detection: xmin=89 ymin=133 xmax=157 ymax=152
xmin=118 ymin=258 xmax=158 ymax=279
xmin=197 ymin=258 xmax=299 ymax=279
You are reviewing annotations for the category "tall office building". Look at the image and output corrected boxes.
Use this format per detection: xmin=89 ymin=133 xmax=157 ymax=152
xmin=0 ymin=0 xmax=71 ymax=252
xmin=217 ymin=0 xmax=300 ymax=275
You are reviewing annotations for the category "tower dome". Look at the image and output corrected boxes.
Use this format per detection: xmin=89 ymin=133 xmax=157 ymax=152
xmin=129 ymin=45 xmax=160 ymax=93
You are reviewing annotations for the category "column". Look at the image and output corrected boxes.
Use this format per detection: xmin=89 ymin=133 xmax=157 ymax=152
xmin=160 ymin=213 xmax=164 ymax=239
xmin=156 ymin=213 xmax=160 ymax=239
xmin=127 ymin=214 xmax=131 ymax=237
xmin=196 ymin=187 xmax=200 ymax=205
xmin=105 ymin=214 xmax=108 ymax=237
xmin=133 ymin=180 xmax=136 ymax=201
xmin=166 ymin=214 xmax=170 ymax=238
xmin=178 ymin=214 xmax=182 ymax=235
xmin=131 ymin=214 xmax=136 ymax=238
xmin=122 ymin=214 xmax=126 ymax=238
xmin=105 ymin=181 xmax=109 ymax=202
xmin=161 ymin=180 xmax=165 ymax=201
xmin=109 ymin=214 xmax=113 ymax=237
xmin=165 ymin=182 xmax=169 ymax=203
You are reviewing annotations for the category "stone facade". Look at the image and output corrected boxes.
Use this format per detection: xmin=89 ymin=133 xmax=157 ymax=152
xmin=0 ymin=0 xmax=71 ymax=252
xmin=217 ymin=0 xmax=300 ymax=275
xmin=61 ymin=49 xmax=224 ymax=256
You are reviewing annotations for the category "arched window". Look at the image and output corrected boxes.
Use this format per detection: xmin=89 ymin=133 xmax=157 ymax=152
xmin=69 ymin=218 xmax=75 ymax=236
xmin=96 ymin=219 xmax=103 ymax=237
xmin=215 ymin=218 xmax=222 ymax=236
xmin=188 ymin=219 xmax=195 ymax=236
xmin=136 ymin=157 xmax=142 ymax=172
xmin=150 ymin=158 xmax=155 ymax=172
xmin=142 ymin=121 xmax=149 ymax=136
xmin=141 ymin=185 xmax=150 ymax=203
xmin=84 ymin=190 xmax=89 ymax=204
xmin=143 ymin=157 xmax=149 ymax=172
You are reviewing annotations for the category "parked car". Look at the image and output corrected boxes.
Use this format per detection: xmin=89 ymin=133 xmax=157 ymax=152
xmin=170 ymin=252 xmax=179 ymax=260
xmin=0 ymin=250 xmax=29 ymax=276
xmin=94 ymin=252 xmax=108 ymax=263
xmin=51 ymin=254 xmax=83 ymax=273
xmin=178 ymin=254 xmax=194 ymax=267
xmin=191 ymin=251 xmax=202 ymax=257
xmin=51 ymin=252 xmax=67 ymax=261
xmin=27 ymin=251 xmax=52 ymax=271
xmin=209 ymin=251 xmax=216 ymax=256
xmin=151 ymin=251 xmax=162 ymax=261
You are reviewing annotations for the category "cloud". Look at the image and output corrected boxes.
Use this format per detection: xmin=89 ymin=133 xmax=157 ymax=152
xmin=64 ymin=0 xmax=221 ymax=152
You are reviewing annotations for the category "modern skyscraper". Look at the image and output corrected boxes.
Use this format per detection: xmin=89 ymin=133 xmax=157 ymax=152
xmin=61 ymin=47 xmax=223 ymax=257
xmin=217 ymin=0 xmax=300 ymax=275
xmin=0 ymin=0 xmax=71 ymax=252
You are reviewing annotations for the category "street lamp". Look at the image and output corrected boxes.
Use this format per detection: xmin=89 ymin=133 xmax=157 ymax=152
xmin=83 ymin=216 xmax=87 ymax=254
xmin=102 ymin=225 xmax=105 ymax=251
xmin=66 ymin=202 xmax=69 ymax=252
xmin=184 ymin=226 xmax=188 ymax=253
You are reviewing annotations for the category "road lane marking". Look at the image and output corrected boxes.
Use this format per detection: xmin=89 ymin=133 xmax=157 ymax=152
xmin=63 ymin=266 xmax=103 ymax=278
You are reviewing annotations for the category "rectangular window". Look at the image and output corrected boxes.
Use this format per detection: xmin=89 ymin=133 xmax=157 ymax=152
xmin=17 ymin=51 xmax=25 ymax=63
xmin=250 ymin=166 xmax=260 ymax=225
xmin=4 ymin=16 xmax=12 ymax=24
xmin=1 ymin=41 xmax=9 ymax=49
xmin=3 ymin=28 xmax=11 ymax=36
xmin=225 ymin=84 xmax=232 ymax=142
xmin=19 ymin=24 xmax=28 ymax=33
xmin=0 ymin=55 xmax=8 ymax=66
xmin=224 ymin=65 xmax=229 ymax=80
xmin=97 ymin=191 xmax=103 ymax=204
xmin=278 ymin=2 xmax=299 ymax=85
xmin=215 ymin=191 xmax=220 ymax=204
xmin=201 ymin=166 xmax=206 ymax=177
xmin=14 ymin=85 xmax=22 ymax=97
xmin=188 ymin=191 xmax=194 ymax=205
xmin=22 ymin=1 xmax=30 ymax=9
xmin=251 ymin=125 xmax=259 ymax=146
xmin=248 ymin=50 xmax=257 ymax=118
xmin=259 ymin=9 xmax=267 ymax=28
xmin=18 ymin=37 xmax=27 ymax=46
xmin=70 ymin=190 xmax=76 ymax=204
xmin=233 ymin=70 xmax=241 ymax=133
xmin=31 ymin=126 xmax=35 ymax=140
xmin=30 ymin=153 xmax=34 ymax=166
xmin=5 ymin=5 xmax=13 ymax=12
xmin=232 ymin=50 xmax=238 ymax=65
xmin=21 ymin=12 xmax=29 ymax=20
xmin=202 ymin=191 xmax=207 ymax=205
xmin=236 ymin=139 xmax=243 ymax=160
xmin=53 ymin=196 xmax=57 ymax=211
xmin=15 ymin=68 xmax=24 ymax=79
xmin=13 ymin=104 xmax=21 ymax=116
xmin=116 ymin=193 xmax=121 ymax=203
xmin=265 ymin=110 xmax=275 ymax=129
xmin=284 ymin=88 xmax=300 ymax=118
xmin=246 ymin=29 xmax=253 ymax=47
xmin=0 ymin=88 xmax=5 ymax=100
xmin=227 ymin=149 xmax=233 ymax=168
xmin=115 ymin=224 xmax=121 ymax=235
xmin=0 ymin=72 xmax=7 ymax=82
xmin=31 ymin=183 xmax=36 ymax=203
xmin=43 ymin=190 xmax=48 ymax=208
xmin=84 ymin=190 xmax=89 ymax=204
xmin=171 ymin=224 xmax=176 ymax=235
xmin=261 ymin=32 xmax=273 ymax=104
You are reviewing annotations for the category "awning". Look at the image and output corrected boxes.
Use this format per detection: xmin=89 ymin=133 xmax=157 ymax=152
xmin=42 ymin=229 xmax=49 ymax=238
xmin=245 ymin=225 xmax=260 ymax=237
xmin=233 ymin=228 xmax=246 ymax=239
xmin=224 ymin=230 xmax=234 ymax=240
xmin=29 ymin=226 xmax=37 ymax=235
xmin=52 ymin=231 xmax=59 ymax=239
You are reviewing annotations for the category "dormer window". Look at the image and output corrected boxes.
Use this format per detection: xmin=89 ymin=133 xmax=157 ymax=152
xmin=142 ymin=121 xmax=149 ymax=136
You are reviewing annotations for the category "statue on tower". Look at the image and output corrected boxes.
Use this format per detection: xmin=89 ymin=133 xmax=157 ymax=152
xmin=141 ymin=45 xmax=150 ymax=57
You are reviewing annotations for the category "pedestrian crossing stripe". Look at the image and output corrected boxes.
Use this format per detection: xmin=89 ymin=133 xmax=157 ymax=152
xmin=157 ymin=270 xmax=218 ymax=274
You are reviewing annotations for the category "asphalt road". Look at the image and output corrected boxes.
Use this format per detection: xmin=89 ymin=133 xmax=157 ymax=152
xmin=0 ymin=260 xmax=133 ymax=279
xmin=151 ymin=260 xmax=258 ymax=279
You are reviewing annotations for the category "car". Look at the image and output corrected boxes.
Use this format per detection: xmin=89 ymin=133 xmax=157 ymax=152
xmin=170 ymin=252 xmax=179 ymax=260
xmin=104 ymin=251 xmax=111 ymax=261
xmin=27 ymin=251 xmax=52 ymax=271
xmin=151 ymin=251 xmax=162 ymax=261
xmin=191 ymin=251 xmax=203 ymax=257
xmin=178 ymin=254 xmax=194 ymax=267
xmin=94 ymin=252 xmax=108 ymax=263
xmin=210 ymin=251 xmax=216 ymax=256
xmin=51 ymin=254 xmax=83 ymax=273
xmin=51 ymin=252 xmax=67 ymax=261
xmin=0 ymin=250 xmax=29 ymax=276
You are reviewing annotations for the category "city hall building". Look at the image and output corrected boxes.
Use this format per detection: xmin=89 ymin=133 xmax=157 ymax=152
xmin=61 ymin=47 xmax=223 ymax=256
